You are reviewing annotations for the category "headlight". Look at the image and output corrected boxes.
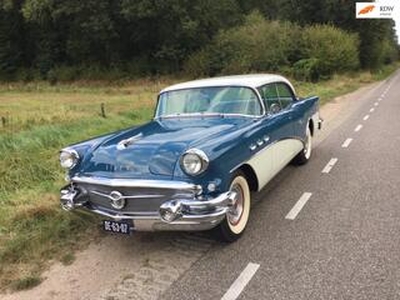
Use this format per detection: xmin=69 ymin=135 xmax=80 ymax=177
xmin=180 ymin=149 xmax=209 ymax=176
xmin=59 ymin=149 xmax=80 ymax=169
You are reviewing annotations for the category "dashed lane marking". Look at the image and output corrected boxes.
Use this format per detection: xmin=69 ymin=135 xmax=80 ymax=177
xmin=285 ymin=192 xmax=313 ymax=220
xmin=355 ymin=124 xmax=363 ymax=132
xmin=342 ymin=138 xmax=353 ymax=148
xmin=221 ymin=263 xmax=260 ymax=300
xmin=322 ymin=158 xmax=338 ymax=174
xmin=363 ymin=115 xmax=370 ymax=121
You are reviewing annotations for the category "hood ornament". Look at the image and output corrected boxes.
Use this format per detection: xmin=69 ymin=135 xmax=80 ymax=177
xmin=117 ymin=133 xmax=143 ymax=150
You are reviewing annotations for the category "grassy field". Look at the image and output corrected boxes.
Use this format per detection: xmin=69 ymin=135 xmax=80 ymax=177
xmin=0 ymin=65 xmax=398 ymax=291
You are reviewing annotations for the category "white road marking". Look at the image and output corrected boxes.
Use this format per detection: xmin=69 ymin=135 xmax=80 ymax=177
xmin=370 ymin=108 xmax=375 ymax=113
xmin=322 ymin=158 xmax=338 ymax=174
xmin=342 ymin=138 xmax=353 ymax=148
xmin=221 ymin=263 xmax=260 ymax=300
xmin=355 ymin=124 xmax=363 ymax=132
xmin=378 ymin=97 xmax=383 ymax=101
xmin=363 ymin=115 xmax=370 ymax=121
xmin=285 ymin=192 xmax=313 ymax=220
xmin=374 ymin=102 xmax=379 ymax=106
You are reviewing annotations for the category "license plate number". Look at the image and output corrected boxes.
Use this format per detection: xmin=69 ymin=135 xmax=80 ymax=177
xmin=103 ymin=220 xmax=132 ymax=235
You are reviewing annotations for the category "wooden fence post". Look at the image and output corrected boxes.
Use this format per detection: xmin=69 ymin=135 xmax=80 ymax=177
xmin=101 ymin=103 xmax=106 ymax=118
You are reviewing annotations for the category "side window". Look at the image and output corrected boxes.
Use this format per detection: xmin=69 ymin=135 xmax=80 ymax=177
xmin=258 ymin=84 xmax=281 ymax=114
xmin=276 ymin=83 xmax=294 ymax=110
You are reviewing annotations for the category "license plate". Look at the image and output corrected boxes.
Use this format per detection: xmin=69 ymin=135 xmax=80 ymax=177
xmin=102 ymin=220 xmax=133 ymax=235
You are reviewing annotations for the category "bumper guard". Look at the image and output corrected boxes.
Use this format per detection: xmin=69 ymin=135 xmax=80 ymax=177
xmin=60 ymin=182 xmax=237 ymax=231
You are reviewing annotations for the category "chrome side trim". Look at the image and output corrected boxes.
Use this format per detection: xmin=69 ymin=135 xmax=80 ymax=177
xmin=71 ymin=176 xmax=200 ymax=191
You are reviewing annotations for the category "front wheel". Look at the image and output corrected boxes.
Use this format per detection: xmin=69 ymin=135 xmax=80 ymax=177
xmin=293 ymin=126 xmax=312 ymax=165
xmin=214 ymin=172 xmax=251 ymax=242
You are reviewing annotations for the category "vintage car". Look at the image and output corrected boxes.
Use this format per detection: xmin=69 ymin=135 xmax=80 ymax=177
xmin=59 ymin=74 xmax=321 ymax=242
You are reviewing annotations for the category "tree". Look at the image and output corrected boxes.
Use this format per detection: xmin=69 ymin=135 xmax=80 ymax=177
xmin=0 ymin=0 xmax=25 ymax=78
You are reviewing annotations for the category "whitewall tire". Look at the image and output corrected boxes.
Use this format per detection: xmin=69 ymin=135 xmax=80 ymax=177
xmin=293 ymin=126 xmax=312 ymax=165
xmin=215 ymin=172 xmax=251 ymax=242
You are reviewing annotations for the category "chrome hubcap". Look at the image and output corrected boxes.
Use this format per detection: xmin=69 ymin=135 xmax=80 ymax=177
xmin=228 ymin=184 xmax=244 ymax=226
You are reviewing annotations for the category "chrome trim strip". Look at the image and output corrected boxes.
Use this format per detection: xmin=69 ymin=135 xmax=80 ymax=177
xmin=154 ymin=112 xmax=264 ymax=120
xmin=71 ymin=176 xmax=199 ymax=191
xmin=251 ymin=86 xmax=267 ymax=116
xmin=82 ymin=206 xmax=160 ymax=220
xmin=80 ymin=204 xmax=227 ymax=223
xmin=90 ymin=190 xmax=163 ymax=200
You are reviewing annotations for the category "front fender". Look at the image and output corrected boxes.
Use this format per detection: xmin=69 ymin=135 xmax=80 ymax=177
xmin=172 ymin=125 xmax=258 ymax=194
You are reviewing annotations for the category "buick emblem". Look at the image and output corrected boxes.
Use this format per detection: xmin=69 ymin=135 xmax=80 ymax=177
xmin=109 ymin=191 xmax=126 ymax=210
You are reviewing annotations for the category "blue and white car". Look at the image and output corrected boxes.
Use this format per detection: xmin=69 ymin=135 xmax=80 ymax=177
xmin=59 ymin=74 xmax=321 ymax=242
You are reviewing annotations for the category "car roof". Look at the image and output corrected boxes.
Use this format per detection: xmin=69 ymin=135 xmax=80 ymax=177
xmin=160 ymin=74 xmax=295 ymax=94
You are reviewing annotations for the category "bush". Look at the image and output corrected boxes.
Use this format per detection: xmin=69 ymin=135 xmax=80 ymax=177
xmin=184 ymin=49 xmax=213 ymax=77
xmin=184 ymin=13 xmax=361 ymax=81
xmin=293 ymin=58 xmax=320 ymax=82
xmin=299 ymin=25 xmax=360 ymax=79
xmin=184 ymin=11 xmax=302 ymax=77
xmin=381 ymin=38 xmax=398 ymax=65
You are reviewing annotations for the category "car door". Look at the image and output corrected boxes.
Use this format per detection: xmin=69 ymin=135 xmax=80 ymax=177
xmin=244 ymin=83 xmax=293 ymax=190
xmin=259 ymin=83 xmax=303 ymax=177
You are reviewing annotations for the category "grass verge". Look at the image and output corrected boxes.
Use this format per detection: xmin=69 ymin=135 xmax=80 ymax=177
xmin=0 ymin=63 xmax=398 ymax=291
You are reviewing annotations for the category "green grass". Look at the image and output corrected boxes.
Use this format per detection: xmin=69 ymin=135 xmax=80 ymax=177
xmin=60 ymin=253 xmax=76 ymax=266
xmin=0 ymin=64 xmax=398 ymax=291
xmin=10 ymin=275 xmax=42 ymax=291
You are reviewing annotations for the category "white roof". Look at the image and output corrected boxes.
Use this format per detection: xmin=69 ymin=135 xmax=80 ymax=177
xmin=160 ymin=74 xmax=295 ymax=94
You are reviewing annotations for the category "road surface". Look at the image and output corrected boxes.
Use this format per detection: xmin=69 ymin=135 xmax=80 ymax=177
xmin=161 ymin=71 xmax=400 ymax=300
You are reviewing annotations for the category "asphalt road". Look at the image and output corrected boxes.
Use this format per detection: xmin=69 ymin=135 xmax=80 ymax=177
xmin=161 ymin=71 xmax=400 ymax=300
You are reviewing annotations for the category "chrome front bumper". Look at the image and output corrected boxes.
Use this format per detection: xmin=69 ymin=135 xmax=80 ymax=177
xmin=60 ymin=177 xmax=236 ymax=231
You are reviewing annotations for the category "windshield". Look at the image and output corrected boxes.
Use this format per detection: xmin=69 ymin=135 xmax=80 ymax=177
xmin=156 ymin=86 xmax=262 ymax=118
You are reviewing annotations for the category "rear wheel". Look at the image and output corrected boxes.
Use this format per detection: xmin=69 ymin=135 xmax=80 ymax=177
xmin=293 ymin=126 xmax=312 ymax=165
xmin=214 ymin=172 xmax=251 ymax=242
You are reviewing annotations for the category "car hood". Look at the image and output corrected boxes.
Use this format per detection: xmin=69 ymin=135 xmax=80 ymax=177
xmin=77 ymin=117 xmax=253 ymax=179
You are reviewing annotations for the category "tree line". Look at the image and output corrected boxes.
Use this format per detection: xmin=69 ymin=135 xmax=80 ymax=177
xmin=0 ymin=0 xmax=398 ymax=81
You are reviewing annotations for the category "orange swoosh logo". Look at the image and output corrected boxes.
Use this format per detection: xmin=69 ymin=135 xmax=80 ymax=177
xmin=358 ymin=5 xmax=375 ymax=15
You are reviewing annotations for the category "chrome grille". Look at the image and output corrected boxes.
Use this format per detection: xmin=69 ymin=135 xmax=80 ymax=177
xmin=79 ymin=183 xmax=195 ymax=213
